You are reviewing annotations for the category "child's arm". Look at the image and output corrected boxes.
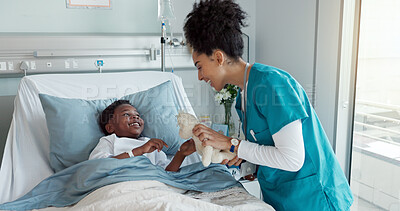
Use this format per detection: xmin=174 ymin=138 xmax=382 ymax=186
xmin=165 ymin=139 xmax=196 ymax=172
xmin=89 ymin=137 xmax=113 ymax=160
xmin=112 ymin=147 xmax=145 ymax=159
xmin=113 ymin=138 xmax=168 ymax=159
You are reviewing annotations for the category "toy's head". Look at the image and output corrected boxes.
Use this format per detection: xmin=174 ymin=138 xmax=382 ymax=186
xmin=176 ymin=111 xmax=199 ymax=139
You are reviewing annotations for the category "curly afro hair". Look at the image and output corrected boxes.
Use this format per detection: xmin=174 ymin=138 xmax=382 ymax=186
xmin=99 ymin=100 xmax=133 ymax=135
xmin=184 ymin=0 xmax=247 ymax=61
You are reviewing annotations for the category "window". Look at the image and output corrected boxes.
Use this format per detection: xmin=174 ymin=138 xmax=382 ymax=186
xmin=350 ymin=0 xmax=400 ymax=210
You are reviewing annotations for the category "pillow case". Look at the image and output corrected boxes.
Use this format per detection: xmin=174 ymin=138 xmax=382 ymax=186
xmin=40 ymin=80 xmax=185 ymax=173
xmin=39 ymin=95 xmax=116 ymax=172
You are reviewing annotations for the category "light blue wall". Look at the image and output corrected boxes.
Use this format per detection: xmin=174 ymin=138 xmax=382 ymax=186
xmin=0 ymin=0 xmax=159 ymax=34
xmin=0 ymin=78 xmax=20 ymax=96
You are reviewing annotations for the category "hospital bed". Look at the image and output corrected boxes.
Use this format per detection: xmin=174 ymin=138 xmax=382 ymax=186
xmin=0 ymin=71 xmax=273 ymax=210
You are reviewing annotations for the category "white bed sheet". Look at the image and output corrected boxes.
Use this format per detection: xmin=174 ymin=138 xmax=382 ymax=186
xmin=36 ymin=180 xmax=274 ymax=211
xmin=0 ymin=71 xmax=195 ymax=203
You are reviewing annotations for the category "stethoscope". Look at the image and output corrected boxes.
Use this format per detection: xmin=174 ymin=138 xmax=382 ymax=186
xmin=239 ymin=63 xmax=257 ymax=142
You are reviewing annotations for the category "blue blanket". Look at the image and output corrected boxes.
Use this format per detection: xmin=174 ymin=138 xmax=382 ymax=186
xmin=0 ymin=157 xmax=240 ymax=210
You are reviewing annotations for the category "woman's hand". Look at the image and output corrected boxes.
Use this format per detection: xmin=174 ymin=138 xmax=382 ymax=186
xmin=192 ymin=124 xmax=243 ymax=166
xmin=221 ymin=156 xmax=243 ymax=167
xmin=178 ymin=139 xmax=196 ymax=156
xmin=134 ymin=138 xmax=168 ymax=156
xmin=192 ymin=124 xmax=231 ymax=150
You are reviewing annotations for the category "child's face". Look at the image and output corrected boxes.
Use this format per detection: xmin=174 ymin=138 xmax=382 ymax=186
xmin=106 ymin=104 xmax=144 ymax=139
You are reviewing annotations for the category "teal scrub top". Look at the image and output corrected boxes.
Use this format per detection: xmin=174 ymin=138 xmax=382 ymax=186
xmin=235 ymin=63 xmax=353 ymax=211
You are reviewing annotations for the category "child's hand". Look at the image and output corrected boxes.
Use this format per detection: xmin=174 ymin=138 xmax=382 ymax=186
xmin=178 ymin=139 xmax=196 ymax=156
xmin=136 ymin=138 xmax=168 ymax=155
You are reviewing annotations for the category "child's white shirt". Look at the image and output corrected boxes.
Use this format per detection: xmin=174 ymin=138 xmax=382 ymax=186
xmin=89 ymin=134 xmax=170 ymax=169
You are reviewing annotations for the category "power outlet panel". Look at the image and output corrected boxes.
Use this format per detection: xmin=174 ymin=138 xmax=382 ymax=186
xmin=8 ymin=62 xmax=14 ymax=70
xmin=0 ymin=62 xmax=6 ymax=71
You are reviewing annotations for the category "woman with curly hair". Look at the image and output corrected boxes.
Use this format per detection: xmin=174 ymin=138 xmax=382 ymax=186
xmin=184 ymin=0 xmax=353 ymax=210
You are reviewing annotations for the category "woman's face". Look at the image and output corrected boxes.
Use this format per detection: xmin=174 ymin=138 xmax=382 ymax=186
xmin=192 ymin=51 xmax=225 ymax=91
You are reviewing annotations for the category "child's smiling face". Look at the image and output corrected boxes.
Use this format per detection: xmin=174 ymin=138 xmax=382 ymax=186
xmin=105 ymin=104 xmax=144 ymax=139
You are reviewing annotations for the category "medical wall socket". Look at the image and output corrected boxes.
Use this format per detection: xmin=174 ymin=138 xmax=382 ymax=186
xmin=64 ymin=59 xmax=78 ymax=69
xmin=169 ymin=38 xmax=182 ymax=47
xmin=166 ymin=36 xmax=185 ymax=47
xmin=72 ymin=60 xmax=78 ymax=68
xmin=95 ymin=59 xmax=104 ymax=72
xmin=0 ymin=62 xmax=6 ymax=71
xmin=65 ymin=60 xmax=70 ymax=69
xmin=20 ymin=61 xmax=29 ymax=71
xmin=95 ymin=59 xmax=104 ymax=67
xmin=8 ymin=62 xmax=14 ymax=70
xmin=30 ymin=61 xmax=37 ymax=70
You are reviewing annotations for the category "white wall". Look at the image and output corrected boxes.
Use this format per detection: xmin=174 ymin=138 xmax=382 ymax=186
xmin=254 ymin=0 xmax=343 ymax=149
xmin=314 ymin=0 xmax=342 ymax=150
xmin=171 ymin=0 xmax=257 ymax=124
xmin=172 ymin=0 xmax=256 ymax=63
xmin=0 ymin=0 xmax=159 ymax=33
xmin=255 ymin=0 xmax=317 ymax=102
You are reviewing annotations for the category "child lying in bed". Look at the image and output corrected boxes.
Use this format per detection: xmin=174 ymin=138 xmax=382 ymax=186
xmin=89 ymin=100 xmax=196 ymax=172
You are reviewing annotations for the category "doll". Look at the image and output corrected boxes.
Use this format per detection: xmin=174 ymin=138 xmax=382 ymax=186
xmin=177 ymin=112 xmax=236 ymax=167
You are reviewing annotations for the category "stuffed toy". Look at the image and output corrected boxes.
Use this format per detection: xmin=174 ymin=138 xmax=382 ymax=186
xmin=177 ymin=111 xmax=236 ymax=167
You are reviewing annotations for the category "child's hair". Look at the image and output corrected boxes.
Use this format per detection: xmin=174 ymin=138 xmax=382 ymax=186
xmin=183 ymin=0 xmax=247 ymax=61
xmin=99 ymin=100 xmax=133 ymax=135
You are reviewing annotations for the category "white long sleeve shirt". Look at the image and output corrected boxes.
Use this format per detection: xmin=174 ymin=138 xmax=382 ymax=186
xmin=89 ymin=134 xmax=170 ymax=169
xmin=239 ymin=81 xmax=305 ymax=172
xmin=237 ymin=119 xmax=305 ymax=172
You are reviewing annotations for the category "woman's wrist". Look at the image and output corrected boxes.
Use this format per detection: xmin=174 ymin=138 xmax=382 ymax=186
xmin=226 ymin=137 xmax=242 ymax=152
xmin=234 ymin=140 xmax=241 ymax=153
xmin=225 ymin=136 xmax=232 ymax=150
